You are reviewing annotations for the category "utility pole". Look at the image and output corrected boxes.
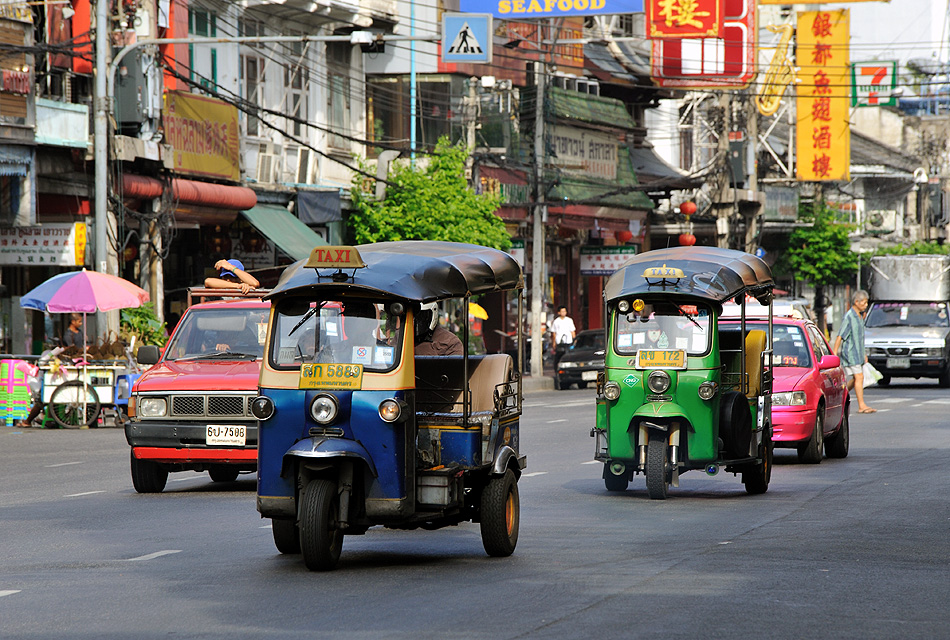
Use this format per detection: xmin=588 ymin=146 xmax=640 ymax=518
xmin=464 ymin=77 xmax=478 ymax=180
xmin=745 ymin=91 xmax=759 ymax=252
xmin=715 ymin=91 xmax=732 ymax=249
xmin=530 ymin=28 xmax=548 ymax=380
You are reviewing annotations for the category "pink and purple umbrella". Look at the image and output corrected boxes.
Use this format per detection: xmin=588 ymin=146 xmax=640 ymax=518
xmin=21 ymin=269 xmax=149 ymax=314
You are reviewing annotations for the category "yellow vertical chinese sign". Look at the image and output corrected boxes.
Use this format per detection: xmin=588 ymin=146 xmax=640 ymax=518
xmin=796 ymin=9 xmax=850 ymax=182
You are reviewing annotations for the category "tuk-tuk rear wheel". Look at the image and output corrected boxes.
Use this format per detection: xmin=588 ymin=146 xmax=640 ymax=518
xmin=299 ymin=479 xmax=343 ymax=571
xmin=480 ymin=469 xmax=520 ymax=557
xmin=645 ymin=431 xmax=669 ymax=500
xmin=272 ymin=518 xmax=301 ymax=555
xmin=743 ymin=433 xmax=773 ymax=495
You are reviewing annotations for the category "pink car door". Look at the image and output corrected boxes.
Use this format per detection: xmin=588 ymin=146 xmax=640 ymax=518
xmin=807 ymin=325 xmax=845 ymax=429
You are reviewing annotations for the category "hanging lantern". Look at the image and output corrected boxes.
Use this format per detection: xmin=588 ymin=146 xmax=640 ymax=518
xmin=679 ymin=201 xmax=697 ymax=216
xmin=616 ymin=230 xmax=634 ymax=243
xmin=122 ymin=245 xmax=138 ymax=262
xmin=679 ymin=233 xmax=697 ymax=246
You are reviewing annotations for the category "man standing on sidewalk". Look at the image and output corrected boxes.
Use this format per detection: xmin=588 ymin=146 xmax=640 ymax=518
xmin=550 ymin=305 xmax=576 ymax=365
xmin=833 ymin=289 xmax=876 ymax=414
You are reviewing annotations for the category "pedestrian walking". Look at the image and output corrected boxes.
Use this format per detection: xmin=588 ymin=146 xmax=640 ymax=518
xmin=550 ymin=305 xmax=576 ymax=364
xmin=833 ymin=289 xmax=876 ymax=413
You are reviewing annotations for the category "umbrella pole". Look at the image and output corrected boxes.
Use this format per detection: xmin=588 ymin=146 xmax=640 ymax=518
xmin=82 ymin=312 xmax=88 ymax=428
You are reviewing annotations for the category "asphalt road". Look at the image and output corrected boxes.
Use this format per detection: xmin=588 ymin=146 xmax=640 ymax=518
xmin=2 ymin=380 xmax=948 ymax=639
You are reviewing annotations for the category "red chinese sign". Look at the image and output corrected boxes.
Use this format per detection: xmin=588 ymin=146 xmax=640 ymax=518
xmin=796 ymin=9 xmax=850 ymax=182
xmin=648 ymin=0 xmax=723 ymax=39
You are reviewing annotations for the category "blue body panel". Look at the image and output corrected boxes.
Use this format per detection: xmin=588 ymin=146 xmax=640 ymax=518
xmin=440 ymin=430 xmax=480 ymax=467
xmin=257 ymin=388 xmax=407 ymax=503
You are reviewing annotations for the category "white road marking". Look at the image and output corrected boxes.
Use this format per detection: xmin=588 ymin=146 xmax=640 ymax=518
xmin=548 ymin=419 xmax=567 ymax=424
xmin=869 ymin=398 xmax=906 ymax=404
xmin=521 ymin=472 xmax=548 ymax=477
xmin=581 ymin=460 xmax=600 ymax=465
xmin=170 ymin=476 xmax=201 ymax=482
xmin=64 ymin=491 xmax=104 ymax=498
xmin=524 ymin=401 xmax=590 ymax=409
xmin=123 ymin=550 xmax=182 ymax=562
xmin=0 ymin=590 xmax=21 ymax=598
xmin=922 ymin=398 xmax=950 ymax=404
xmin=45 ymin=461 xmax=83 ymax=468
xmin=261 ymin=524 xmax=273 ymax=529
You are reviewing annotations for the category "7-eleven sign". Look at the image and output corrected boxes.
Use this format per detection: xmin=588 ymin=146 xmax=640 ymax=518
xmin=852 ymin=61 xmax=897 ymax=107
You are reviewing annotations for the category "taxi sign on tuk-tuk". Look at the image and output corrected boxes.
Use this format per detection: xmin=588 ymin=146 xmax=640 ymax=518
xmin=305 ymin=246 xmax=366 ymax=270
xmin=635 ymin=349 xmax=687 ymax=370
xmin=298 ymin=363 xmax=363 ymax=390
xmin=643 ymin=264 xmax=685 ymax=281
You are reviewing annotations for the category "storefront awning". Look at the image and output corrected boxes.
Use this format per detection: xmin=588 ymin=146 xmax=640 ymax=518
xmin=240 ymin=204 xmax=327 ymax=261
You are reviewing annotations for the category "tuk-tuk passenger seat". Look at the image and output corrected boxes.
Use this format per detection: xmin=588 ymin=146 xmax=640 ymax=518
xmin=719 ymin=328 xmax=767 ymax=397
xmin=415 ymin=354 xmax=513 ymax=423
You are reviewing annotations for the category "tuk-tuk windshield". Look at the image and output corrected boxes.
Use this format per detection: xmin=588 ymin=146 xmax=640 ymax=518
xmin=614 ymin=301 xmax=711 ymax=356
xmin=270 ymin=299 xmax=402 ymax=372
xmin=164 ymin=307 xmax=269 ymax=361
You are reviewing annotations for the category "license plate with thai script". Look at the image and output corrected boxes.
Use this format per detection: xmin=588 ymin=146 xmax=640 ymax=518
xmin=299 ymin=363 xmax=363 ymax=390
xmin=206 ymin=425 xmax=246 ymax=446
xmin=636 ymin=349 xmax=687 ymax=370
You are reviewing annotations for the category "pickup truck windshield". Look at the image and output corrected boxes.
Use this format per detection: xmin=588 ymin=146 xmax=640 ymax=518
xmin=866 ymin=302 xmax=950 ymax=328
xmin=164 ymin=307 xmax=269 ymax=360
xmin=271 ymin=299 xmax=403 ymax=372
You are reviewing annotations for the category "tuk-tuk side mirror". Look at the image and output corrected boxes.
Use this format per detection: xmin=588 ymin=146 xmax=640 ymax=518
xmin=594 ymin=350 xmax=605 ymax=357
xmin=818 ymin=354 xmax=840 ymax=370
xmin=137 ymin=345 xmax=161 ymax=365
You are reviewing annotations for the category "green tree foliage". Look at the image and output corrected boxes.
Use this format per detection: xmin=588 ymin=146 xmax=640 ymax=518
xmin=863 ymin=240 xmax=950 ymax=264
xmin=349 ymin=137 xmax=510 ymax=250
xmin=120 ymin=303 xmax=167 ymax=348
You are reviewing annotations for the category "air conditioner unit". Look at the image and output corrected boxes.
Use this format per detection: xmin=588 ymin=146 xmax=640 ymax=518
xmin=295 ymin=148 xmax=318 ymax=185
xmin=256 ymin=152 xmax=278 ymax=184
xmin=865 ymin=209 xmax=897 ymax=235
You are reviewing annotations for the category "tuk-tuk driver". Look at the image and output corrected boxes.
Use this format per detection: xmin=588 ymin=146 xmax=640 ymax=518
xmin=415 ymin=302 xmax=463 ymax=356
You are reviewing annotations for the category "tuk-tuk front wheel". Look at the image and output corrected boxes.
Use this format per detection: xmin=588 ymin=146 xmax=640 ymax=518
xmin=743 ymin=432 xmax=773 ymax=495
xmin=480 ymin=469 xmax=520 ymax=557
xmin=299 ymin=479 xmax=343 ymax=571
xmin=645 ymin=430 xmax=670 ymax=500
xmin=271 ymin=518 xmax=301 ymax=555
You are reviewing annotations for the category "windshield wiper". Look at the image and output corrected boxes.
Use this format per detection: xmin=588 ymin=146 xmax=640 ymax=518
xmin=289 ymin=301 xmax=328 ymax=337
xmin=174 ymin=351 xmax=259 ymax=362
xmin=676 ymin=305 xmax=703 ymax=331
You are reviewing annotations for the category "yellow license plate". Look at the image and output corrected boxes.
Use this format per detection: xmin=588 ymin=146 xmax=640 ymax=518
xmin=636 ymin=349 xmax=686 ymax=370
xmin=299 ymin=363 xmax=363 ymax=390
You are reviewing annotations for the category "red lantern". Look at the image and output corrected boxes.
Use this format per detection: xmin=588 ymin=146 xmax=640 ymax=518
xmin=679 ymin=233 xmax=697 ymax=246
xmin=616 ymin=230 xmax=634 ymax=243
xmin=122 ymin=245 xmax=138 ymax=262
xmin=680 ymin=201 xmax=697 ymax=216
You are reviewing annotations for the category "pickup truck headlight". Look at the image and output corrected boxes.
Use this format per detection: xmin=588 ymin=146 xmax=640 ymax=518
xmin=772 ymin=391 xmax=807 ymax=406
xmin=138 ymin=397 xmax=168 ymax=417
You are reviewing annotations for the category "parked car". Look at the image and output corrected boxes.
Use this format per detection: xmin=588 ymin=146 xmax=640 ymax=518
xmin=555 ymin=329 xmax=605 ymax=390
xmin=721 ymin=297 xmax=817 ymax=322
xmin=720 ymin=317 xmax=849 ymax=463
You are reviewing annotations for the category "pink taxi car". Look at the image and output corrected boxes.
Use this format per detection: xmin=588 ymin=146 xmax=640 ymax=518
xmin=722 ymin=316 xmax=850 ymax=463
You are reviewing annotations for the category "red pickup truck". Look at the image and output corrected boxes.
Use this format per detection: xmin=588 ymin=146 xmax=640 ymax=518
xmin=125 ymin=290 xmax=269 ymax=493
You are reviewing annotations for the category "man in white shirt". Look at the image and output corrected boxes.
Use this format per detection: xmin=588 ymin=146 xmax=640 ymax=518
xmin=550 ymin=305 xmax=576 ymax=364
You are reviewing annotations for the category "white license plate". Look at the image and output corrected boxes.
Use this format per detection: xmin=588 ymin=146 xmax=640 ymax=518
xmin=206 ymin=425 xmax=246 ymax=446
xmin=581 ymin=370 xmax=598 ymax=381
xmin=886 ymin=357 xmax=910 ymax=369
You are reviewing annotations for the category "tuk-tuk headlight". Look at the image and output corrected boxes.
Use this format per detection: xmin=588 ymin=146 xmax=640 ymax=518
xmin=603 ymin=381 xmax=622 ymax=401
xmin=310 ymin=394 xmax=339 ymax=424
xmin=138 ymin=397 xmax=167 ymax=418
xmin=647 ymin=370 xmax=671 ymax=394
xmin=378 ymin=398 xmax=408 ymax=423
xmin=250 ymin=396 xmax=275 ymax=420
xmin=698 ymin=381 xmax=718 ymax=400
xmin=617 ymin=299 xmax=630 ymax=313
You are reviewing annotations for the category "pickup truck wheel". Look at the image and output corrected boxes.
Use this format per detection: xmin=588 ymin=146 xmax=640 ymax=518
xmin=272 ymin=518 xmax=301 ymax=554
xmin=480 ymin=469 xmax=520 ymax=557
xmin=797 ymin=406 xmax=824 ymax=464
xmin=208 ymin=467 xmax=240 ymax=483
xmin=299 ymin=479 xmax=343 ymax=571
xmin=130 ymin=451 xmax=168 ymax=493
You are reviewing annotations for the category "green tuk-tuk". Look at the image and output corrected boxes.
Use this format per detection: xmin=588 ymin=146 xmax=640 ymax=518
xmin=591 ymin=247 xmax=774 ymax=499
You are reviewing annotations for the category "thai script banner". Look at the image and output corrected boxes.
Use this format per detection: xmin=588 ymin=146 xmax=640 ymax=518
xmin=460 ymin=0 xmax=642 ymax=19
xmin=547 ymin=126 xmax=618 ymax=180
xmin=163 ymin=91 xmax=241 ymax=182
xmin=796 ymin=9 xmax=850 ymax=182
xmin=580 ymin=246 xmax=638 ymax=276
xmin=0 ymin=223 xmax=86 ymax=266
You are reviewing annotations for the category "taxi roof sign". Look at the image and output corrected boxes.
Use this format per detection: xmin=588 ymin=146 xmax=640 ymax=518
xmin=305 ymin=246 xmax=366 ymax=270
xmin=643 ymin=264 xmax=684 ymax=280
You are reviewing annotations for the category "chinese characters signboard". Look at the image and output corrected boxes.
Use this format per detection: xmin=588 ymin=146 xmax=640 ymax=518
xmin=0 ymin=223 xmax=87 ymax=266
xmin=580 ymin=246 xmax=638 ymax=276
xmin=796 ymin=9 xmax=850 ymax=182
xmin=647 ymin=0 xmax=722 ymax=39
xmin=852 ymin=60 xmax=897 ymax=107
xmin=163 ymin=91 xmax=241 ymax=182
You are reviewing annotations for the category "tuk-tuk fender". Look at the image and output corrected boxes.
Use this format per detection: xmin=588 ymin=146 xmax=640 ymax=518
xmin=632 ymin=402 xmax=690 ymax=422
xmin=492 ymin=445 xmax=526 ymax=477
xmin=281 ymin=437 xmax=378 ymax=479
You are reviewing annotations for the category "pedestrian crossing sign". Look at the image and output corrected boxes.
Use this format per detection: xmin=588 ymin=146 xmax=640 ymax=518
xmin=442 ymin=13 xmax=492 ymax=64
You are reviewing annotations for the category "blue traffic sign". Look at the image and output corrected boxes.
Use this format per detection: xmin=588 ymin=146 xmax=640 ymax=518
xmin=442 ymin=13 xmax=493 ymax=64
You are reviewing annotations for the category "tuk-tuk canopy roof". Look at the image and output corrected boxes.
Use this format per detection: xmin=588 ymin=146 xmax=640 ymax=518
xmin=604 ymin=247 xmax=774 ymax=305
xmin=267 ymin=241 xmax=523 ymax=303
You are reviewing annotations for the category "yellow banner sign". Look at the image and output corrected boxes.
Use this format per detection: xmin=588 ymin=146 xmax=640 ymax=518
xmin=299 ymin=363 xmax=364 ymax=390
xmin=796 ymin=9 xmax=850 ymax=182
xmin=163 ymin=91 xmax=241 ymax=182
xmin=636 ymin=349 xmax=686 ymax=370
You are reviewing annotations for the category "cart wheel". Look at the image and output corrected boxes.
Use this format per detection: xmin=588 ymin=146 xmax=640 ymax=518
xmin=743 ymin=430 xmax=773 ymax=495
xmin=49 ymin=380 xmax=100 ymax=429
xmin=825 ymin=404 xmax=850 ymax=459
xmin=797 ymin=404 xmax=824 ymax=464
xmin=480 ymin=469 xmax=520 ymax=557
xmin=645 ymin=430 xmax=669 ymax=500
xmin=272 ymin=518 xmax=301 ymax=554
xmin=603 ymin=464 xmax=628 ymax=492
xmin=130 ymin=450 xmax=168 ymax=493
xmin=299 ymin=479 xmax=343 ymax=571
xmin=208 ymin=467 xmax=240 ymax=483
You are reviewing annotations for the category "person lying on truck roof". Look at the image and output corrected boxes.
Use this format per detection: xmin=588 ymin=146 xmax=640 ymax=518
xmin=204 ymin=259 xmax=260 ymax=294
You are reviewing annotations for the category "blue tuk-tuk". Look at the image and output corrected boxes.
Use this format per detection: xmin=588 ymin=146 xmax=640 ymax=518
xmin=253 ymin=241 xmax=525 ymax=570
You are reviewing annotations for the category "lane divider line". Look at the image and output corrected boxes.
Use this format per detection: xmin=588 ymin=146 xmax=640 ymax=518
xmin=64 ymin=491 xmax=105 ymax=498
xmin=522 ymin=472 xmax=548 ymax=477
xmin=45 ymin=461 xmax=84 ymax=468
xmin=123 ymin=550 xmax=182 ymax=562
xmin=581 ymin=460 xmax=600 ymax=465
xmin=0 ymin=590 xmax=21 ymax=598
